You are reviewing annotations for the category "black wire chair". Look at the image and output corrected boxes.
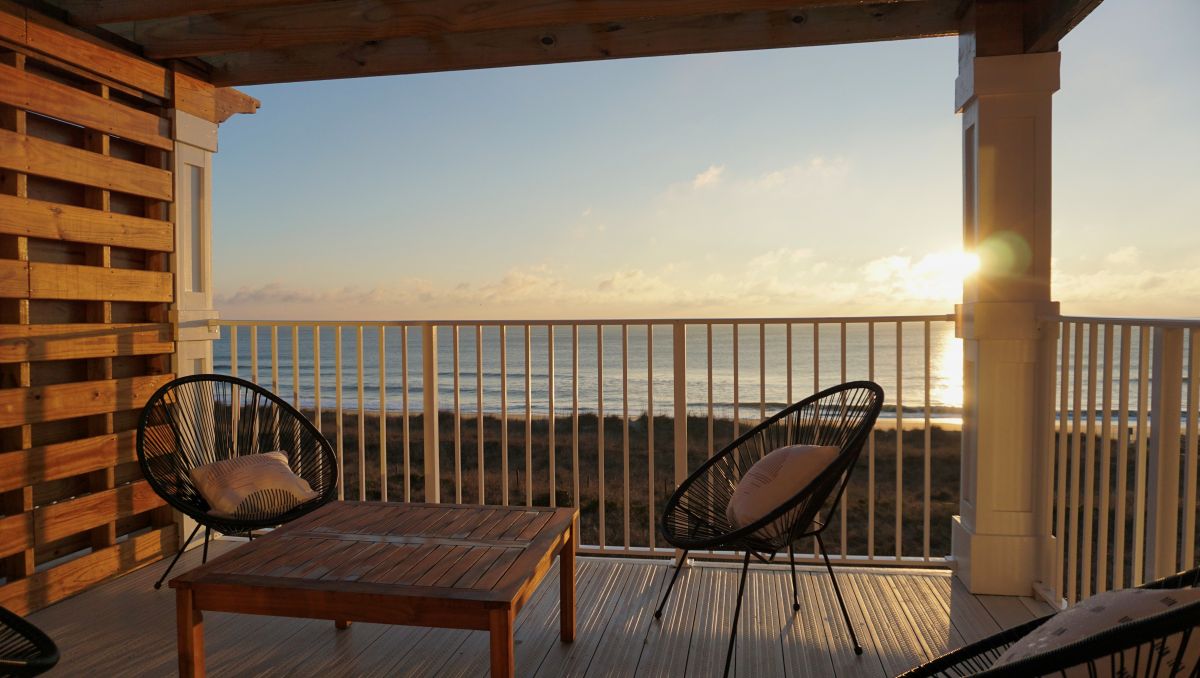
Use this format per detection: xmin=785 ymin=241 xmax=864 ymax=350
xmin=0 ymin=606 xmax=58 ymax=677
xmin=654 ymin=380 xmax=884 ymax=677
xmin=137 ymin=373 xmax=338 ymax=590
xmin=897 ymin=566 xmax=1200 ymax=677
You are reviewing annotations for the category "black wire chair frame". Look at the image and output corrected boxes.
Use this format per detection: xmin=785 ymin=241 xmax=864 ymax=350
xmin=0 ymin=606 xmax=58 ymax=677
xmin=654 ymin=380 xmax=885 ymax=677
xmin=897 ymin=566 xmax=1200 ymax=677
xmin=137 ymin=373 xmax=338 ymax=589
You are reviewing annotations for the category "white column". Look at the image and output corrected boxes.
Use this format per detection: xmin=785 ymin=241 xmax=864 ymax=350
xmin=171 ymin=110 xmax=219 ymax=376
xmin=952 ymin=50 xmax=1061 ymax=595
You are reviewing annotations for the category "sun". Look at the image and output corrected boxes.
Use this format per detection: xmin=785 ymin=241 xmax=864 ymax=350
xmin=901 ymin=251 xmax=980 ymax=302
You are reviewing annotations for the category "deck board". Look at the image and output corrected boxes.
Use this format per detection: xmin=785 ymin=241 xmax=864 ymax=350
xmin=28 ymin=539 xmax=1047 ymax=677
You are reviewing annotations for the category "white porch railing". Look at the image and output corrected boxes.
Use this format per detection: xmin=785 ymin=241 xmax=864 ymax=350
xmin=1043 ymin=316 xmax=1200 ymax=606
xmin=213 ymin=314 xmax=959 ymax=566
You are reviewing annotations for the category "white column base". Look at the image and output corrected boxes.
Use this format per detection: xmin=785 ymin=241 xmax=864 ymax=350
xmin=951 ymin=515 xmax=1038 ymax=596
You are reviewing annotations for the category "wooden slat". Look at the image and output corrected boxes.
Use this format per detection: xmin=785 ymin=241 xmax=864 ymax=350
xmin=35 ymin=479 xmax=163 ymax=543
xmin=207 ymin=1 xmax=958 ymax=86
xmin=0 ymin=258 xmax=28 ymax=297
xmin=0 ymin=512 xmax=33 ymax=558
xmin=0 ymin=323 xmax=173 ymax=363
xmin=29 ymin=262 xmax=172 ymax=302
xmin=0 ymin=193 xmax=172 ymax=251
xmin=0 ymin=0 xmax=168 ymax=97
xmin=126 ymin=0 xmax=944 ymax=59
xmin=0 ymin=429 xmax=142 ymax=493
xmin=0 ymin=63 xmax=171 ymax=150
xmin=0 ymin=128 xmax=171 ymax=200
xmin=0 ymin=373 xmax=172 ymax=428
xmin=0 ymin=524 xmax=176 ymax=616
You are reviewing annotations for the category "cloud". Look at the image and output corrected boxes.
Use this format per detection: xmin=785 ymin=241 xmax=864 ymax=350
xmin=691 ymin=164 xmax=725 ymax=189
xmin=1104 ymin=245 xmax=1140 ymax=265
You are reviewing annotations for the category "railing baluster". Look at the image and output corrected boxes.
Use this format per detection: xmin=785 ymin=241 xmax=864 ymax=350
xmin=335 ymin=325 xmax=344 ymax=501
xmin=500 ymin=325 xmax=509 ymax=506
xmin=313 ymin=326 xmax=321 ymax=433
xmin=230 ymin=326 xmax=238 ymax=378
xmin=248 ymin=325 xmax=258 ymax=384
xmin=923 ymin=320 xmax=932 ymax=561
xmin=1184 ymin=328 xmax=1199 ymax=570
xmin=1081 ymin=323 xmax=1098 ymax=598
xmin=1067 ymin=321 xmax=1084 ymax=604
xmin=378 ymin=326 xmax=387 ymax=502
xmin=733 ymin=323 xmax=740 ymax=439
xmin=1096 ymin=324 xmax=1114 ymax=592
xmin=453 ymin=324 xmax=462 ymax=504
xmin=622 ymin=324 xmax=630 ymax=548
xmin=759 ymin=322 xmax=766 ymax=421
xmin=401 ymin=326 xmax=411 ymax=502
xmin=292 ymin=324 xmax=300 ymax=408
xmin=895 ymin=321 xmax=903 ymax=559
xmin=1114 ymin=325 xmax=1131 ymax=588
xmin=270 ymin=326 xmax=279 ymax=394
xmin=597 ymin=324 xmax=605 ymax=549
xmin=1146 ymin=327 xmax=1184 ymax=579
xmin=868 ymin=321 xmax=876 ymax=560
xmin=357 ymin=324 xmax=366 ymax=501
xmin=477 ymin=325 xmax=485 ymax=505
xmin=647 ymin=323 xmax=655 ymax=549
xmin=841 ymin=322 xmax=849 ymax=559
xmin=524 ymin=325 xmax=532 ymax=507
xmin=1132 ymin=326 xmax=1151 ymax=584
xmin=548 ymin=324 xmax=556 ymax=508
xmin=421 ymin=323 xmax=439 ymax=503
xmin=672 ymin=321 xmax=688 ymax=559
xmin=707 ymin=323 xmax=714 ymax=460
xmin=1054 ymin=321 xmax=1071 ymax=599
xmin=572 ymin=324 xmax=580 ymax=510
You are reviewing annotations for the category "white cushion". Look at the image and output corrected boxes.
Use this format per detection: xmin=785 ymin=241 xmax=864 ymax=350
xmin=189 ymin=451 xmax=318 ymax=518
xmin=992 ymin=587 xmax=1200 ymax=675
xmin=725 ymin=444 xmax=840 ymax=533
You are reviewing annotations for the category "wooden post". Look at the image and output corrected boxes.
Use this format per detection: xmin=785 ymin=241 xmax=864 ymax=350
xmin=1146 ymin=327 xmax=1183 ymax=579
xmin=422 ymin=322 xmax=440 ymax=502
xmin=489 ymin=607 xmax=515 ymax=678
xmin=560 ymin=513 xmax=577 ymax=642
xmin=176 ymin=588 xmax=205 ymax=678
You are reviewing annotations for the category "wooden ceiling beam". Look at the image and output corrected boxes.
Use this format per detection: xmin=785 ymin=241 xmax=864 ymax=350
xmin=44 ymin=0 xmax=309 ymax=26
xmin=206 ymin=1 xmax=958 ymax=86
xmin=107 ymin=0 xmax=926 ymax=59
xmin=1022 ymin=0 xmax=1104 ymax=53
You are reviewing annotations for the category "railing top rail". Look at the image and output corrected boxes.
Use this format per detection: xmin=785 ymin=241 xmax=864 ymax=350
xmin=1049 ymin=315 xmax=1200 ymax=329
xmin=213 ymin=313 xmax=957 ymax=328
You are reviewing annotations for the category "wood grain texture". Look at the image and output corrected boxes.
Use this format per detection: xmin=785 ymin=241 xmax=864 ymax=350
xmin=206 ymin=1 xmax=958 ymax=86
xmin=0 ymin=323 xmax=172 ymax=363
xmin=0 ymin=429 xmax=142 ymax=493
xmin=0 ymin=128 xmax=172 ymax=200
xmin=0 ymin=524 xmax=176 ymax=615
xmin=29 ymin=262 xmax=172 ymax=302
xmin=0 ymin=63 xmax=171 ymax=150
xmin=123 ymin=0 xmax=938 ymax=59
xmin=0 ymin=259 xmax=29 ymax=298
xmin=0 ymin=0 xmax=168 ymax=97
xmin=0 ymin=194 xmax=173 ymax=251
xmin=35 ymin=479 xmax=163 ymax=543
xmin=0 ymin=373 xmax=173 ymax=427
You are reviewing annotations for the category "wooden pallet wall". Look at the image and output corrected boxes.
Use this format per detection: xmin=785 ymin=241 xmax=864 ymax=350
xmin=0 ymin=2 xmax=181 ymax=615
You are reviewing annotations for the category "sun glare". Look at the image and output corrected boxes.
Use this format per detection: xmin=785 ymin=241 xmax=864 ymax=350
xmin=897 ymin=250 xmax=981 ymax=302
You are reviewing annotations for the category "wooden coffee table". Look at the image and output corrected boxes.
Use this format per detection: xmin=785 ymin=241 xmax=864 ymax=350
xmin=170 ymin=501 xmax=578 ymax=677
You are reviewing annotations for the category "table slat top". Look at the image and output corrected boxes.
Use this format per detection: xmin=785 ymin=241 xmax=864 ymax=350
xmin=171 ymin=501 xmax=577 ymax=605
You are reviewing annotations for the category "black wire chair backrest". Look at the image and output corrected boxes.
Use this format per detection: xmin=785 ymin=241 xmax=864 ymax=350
xmin=662 ymin=380 xmax=884 ymax=552
xmin=136 ymin=374 xmax=337 ymax=527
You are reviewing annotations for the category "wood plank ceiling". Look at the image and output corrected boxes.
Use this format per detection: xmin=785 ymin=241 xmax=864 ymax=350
xmin=35 ymin=0 xmax=1104 ymax=87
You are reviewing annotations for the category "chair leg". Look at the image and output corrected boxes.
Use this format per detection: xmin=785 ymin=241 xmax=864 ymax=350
xmin=201 ymin=527 xmax=211 ymax=564
xmin=654 ymin=549 xmax=689 ymax=619
xmin=817 ymin=533 xmax=862 ymax=655
xmin=154 ymin=523 xmax=202 ymax=590
xmin=722 ymin=551 xmax=753 ymax=678
xmin=788 ymin=544 xmax=800 ymax=611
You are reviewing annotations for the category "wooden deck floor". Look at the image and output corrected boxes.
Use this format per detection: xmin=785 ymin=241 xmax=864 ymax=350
xmin=29 ymin=540 xmax=1054 ymax=677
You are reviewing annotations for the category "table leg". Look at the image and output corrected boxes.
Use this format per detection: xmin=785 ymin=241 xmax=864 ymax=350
xmin=560 ymin=514 xmax=577 ymax=642
xmin=176 ymin=588 xmax=205 ymax=678
xmin=489 ymin=608 xmax=515 ymax=678
xmin=335 ymin=620 xmax=352 ymax=630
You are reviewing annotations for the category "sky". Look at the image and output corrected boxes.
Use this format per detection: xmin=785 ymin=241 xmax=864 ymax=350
xmin=212 ymin=0 xmax=1200 ymax=321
